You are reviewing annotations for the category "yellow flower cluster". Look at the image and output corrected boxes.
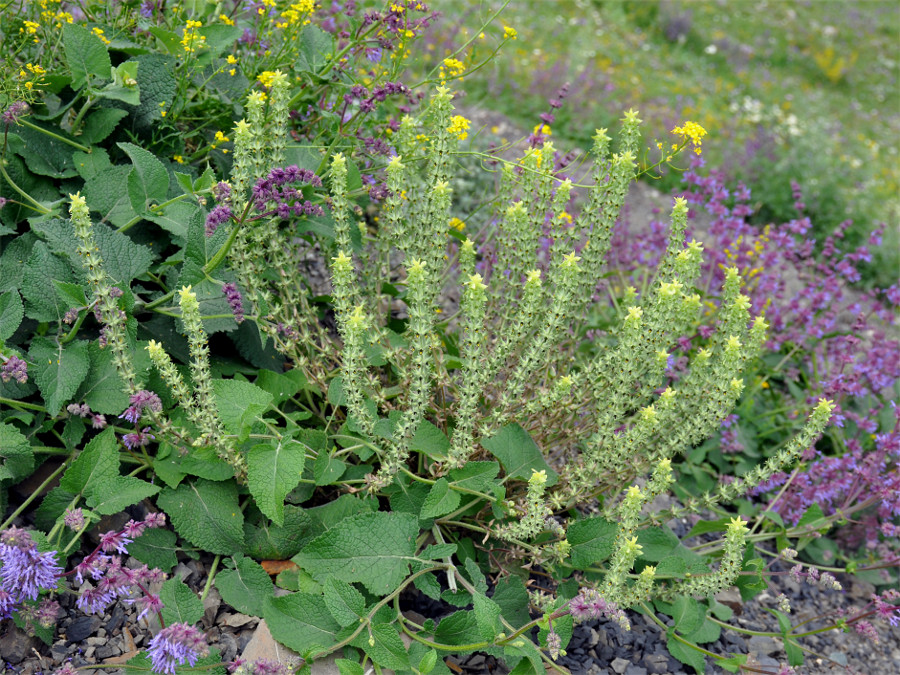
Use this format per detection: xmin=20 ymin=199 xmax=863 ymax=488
xmin=448 ymin=217 xmax=466 ymax=231
xmin=219 ymin=13 xmax=235 ymax=26
xmin=92 ymin=27 xmax=110 ymax=45
xmin=278 ymin=0 xmax=316 ymax=28
xmin=446 ymin=115 xmax=470 ymax=140
xmin=532 ymin=123 xmax=552 ymax=137
xmin=19 ymin=63 xmax=47 ymax=91
xmin=671 ymin=120 xmax=708 ymax=155
xmin=503 ymin=25 xmax=517 ymax=40
xmin=440 ymin=57 xmax=466 ymax=81
xmin=181 ymin=20 xmax=206 ymax=54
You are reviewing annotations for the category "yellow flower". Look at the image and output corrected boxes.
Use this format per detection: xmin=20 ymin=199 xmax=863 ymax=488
xmin=529 ymin=469 xmax=548 ymax=487
xmin=449 ymin=217 xmax=466 ymax=231
xmin=173 ymin=155 xmax=184 ymax=164
xmin=441 ymin=58 xmax=466 ymax=79
xmin=214 ymin=131 xmax=230 ymax=144
xmin=446 ymin=115 xmax=470 ymax=140
xmin=92 ymin=27 xmax=110 ymax=45
xmin=226 ymin=55 xmax=238 ymax=64
xmin=23 ymin=20 xmax=40 ymax=34
xmin=532 ymin=123 xmax=552 ymax=137
xmin=219 ymin=13 xmax=235 ymax=26
xmin=671 ymin=121 xmax=708 ymax=155
xmin=503 ymin=25 xmax=517 ymax=40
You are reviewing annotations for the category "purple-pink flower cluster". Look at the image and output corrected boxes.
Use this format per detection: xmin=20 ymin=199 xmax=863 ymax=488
xmin=66 ymin=401 xmax=108 ymax=429
xmin=567 ymin=588 xmax=628 ymax=629
xmin=251 ymin=165 xmax=324 ymax=220
xmin=1 ymin=354 xmax=28 ymax=384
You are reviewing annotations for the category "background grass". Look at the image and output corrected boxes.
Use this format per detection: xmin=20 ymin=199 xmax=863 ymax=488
xmin=420 ymin=0 xmax=899 ymax=286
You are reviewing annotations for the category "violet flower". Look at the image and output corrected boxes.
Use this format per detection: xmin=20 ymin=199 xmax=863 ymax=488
xmin=147 ymin=622 xmax=209 ymax=674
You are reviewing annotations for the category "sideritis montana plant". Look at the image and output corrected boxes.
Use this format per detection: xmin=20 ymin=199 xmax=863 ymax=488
xmin=3 ymin=71 xmax=858 ymax=675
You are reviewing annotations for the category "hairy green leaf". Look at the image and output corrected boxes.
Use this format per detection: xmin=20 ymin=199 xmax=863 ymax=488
xmin=0 ymin=291 xmax=24 ymax=341
xmin=160 ymin=577 xmax=204 ymax=626
xmin=323 ymin=578 xmax=366 ymax=627
xmin=293 ymin=512 xmax=418 ymax=595
xmin=481 ymin=423 xmax=558 ymax=485
xmin=63 ymin=23 xmax=111 ymax=89
xmin=157 ymin=479 xmax=245 ymax=555
xmin=0 ymin=423 xmax=33 ymax=483
xmin=216 ymin=556 xmax=273 ymax=617
xmin=29 ymin=338 xmax=90 ymax=416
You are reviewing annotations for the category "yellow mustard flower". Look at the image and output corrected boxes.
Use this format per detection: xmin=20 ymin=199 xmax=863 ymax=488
xmin=671 ymin=121 xmax=708 ymax=155
xmin=503 ymin=26 xmax=517 ymax=40
xmin=446 ymin=115 xmax=470 ymax=140
xmin=219 ymin=13 xmax=235 ymax=26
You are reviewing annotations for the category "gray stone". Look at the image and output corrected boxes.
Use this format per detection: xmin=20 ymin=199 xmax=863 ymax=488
xmin=0 ymin=625 xmax=36 ymax=664
xmin=222 ymin=612 xmax=255 ymax=628
xmin=642 ymin=653 xmax=670 ymax=674
xmin=202 ymin=586 xmax=222 ymax=627
xmin=66 ymin=615 xmax=100 ymax=643
xmin=96 ymin=643 xmax=120 ymax=659
xmin=611 ymin=657 xmax=630 ymax=674
xmin=624 ymin=667 xmax=647 ymax=675
xmin=748 ymin=635 xmax=778 ymax=656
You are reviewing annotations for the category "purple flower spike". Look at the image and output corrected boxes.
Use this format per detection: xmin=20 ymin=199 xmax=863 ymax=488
xmin=206 ymin=205 xmax=234 ymax=237
xmin=147 ymin=622 xmax=209 ymax=674
xmin=222 ymin=283 xmax=245 ymax=324
xmin=0 ymin=530 xmax=62 ymax=601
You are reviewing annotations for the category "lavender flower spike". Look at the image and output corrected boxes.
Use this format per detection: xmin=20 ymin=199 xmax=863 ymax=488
xmin=0 ymin=527 xmax=62 ymax=601
xmin=147 ymin=622 xmax=209 ymax=674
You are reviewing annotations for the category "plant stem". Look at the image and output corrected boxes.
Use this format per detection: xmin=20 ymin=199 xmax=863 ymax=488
xmin=0 ymin=458 xmax=71 ymax=531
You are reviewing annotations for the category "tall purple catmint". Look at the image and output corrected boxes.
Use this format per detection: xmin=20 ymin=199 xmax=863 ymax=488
xmin=147 ymin=622 xmax=209 ymax=674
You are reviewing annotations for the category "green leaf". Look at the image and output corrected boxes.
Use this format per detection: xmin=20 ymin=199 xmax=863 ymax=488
xmin=215 ymin=556 xmax=273 ymax=617
xmin=296 ymin=25 xmax=333 ymax=73
xmin=491 ymin=576 xmax=531 ymax=627
xmin=323 ymin=578 xmax=366 ymax=627
xmin=32 ymin=219 xmax=154 ymax=285
xmin=29 ymin=338 xmax=90 ymax=416
xmin=97 ymin=62 xmax=141 ymax=105
xmin=481 ymin=423 xmax=558 ymax=485
xmin=60 ymin=427 xmax=118 ymax=495
xmin=247 ymin=440 xmax=306 ymax=526
xmin=666 ymin=630 xmax=706 ymax=674
xmin=784 ymin=637 xmax=805 ymax=667
xmin=74 ymin=147 xmax=112 ymax=181
xmin=53 ymin=280 xmax=87 ymax=309
xmin=254 ymin=369 xmax=303 ymax=404
xmin=473 ymin=593 xmax=501 ymax=641
xmin=448 ymin=461 xmax=499 ymax=494
xmin=685 ymin=517 xmax=729 ymax=538
xmin=420 ymin=543 xmax=457 ymax=559
xmin=147 ymin=200 xmax=202 ymax=240
xmin=359 ymin=624 xmax=409 ymax=670
xmin=671 ymin=596 xmax=703 ymax=635
xmin=263 ymin=593 xmax=341 ymax=655
xmin=293 ymin=512 xmax=418 ymax=595
xmin=635 ymin=525 xmax=680 ymax=562
xmin=418 ymin=649 xmax=438 ymax=675
xmin=149 ymin=27 xmax=180 ymax=54
xmin=128 ymin=527 xmax=178 ymax=572
xmin=119 ymin=142 xmax=169 ymax=215
xmin=63 ymin=23 xmax=111 ymax=89
xmin=124 ymin=648 xmax=225 ymax=675
xmin=157 ymin=479 xmax=245 ymax=555
xmin=420 ymin=478 xmax=460 ymax=519
xmin=84 ymin=165 xmax=137 ymax=227
xmin=0 ymin=291 xmax=23 ymax=341
xmin=796 ymin=503 xmax=827 ymax=530
xmin=81 ymin=108 xmax=128 ymax=144
xmin=335 ymin=661 xmax=363 ymax=675
xmin=77 ymin=343 xmax=132 ymax=415
xmin=34 ymin=488 xmax=77 ymax=532
xmin=410 ymin=419 xmax=450 ymax=460
xmin=683 ymin=618 xmax=721 ymax=645
xmin=735 ymin=555 xmax=767 ymax=602
xmin=213 ymin=379 xmax=272 ymax=441
xmin=0 ymin=423 xmax=33 ymax=483
xmin=86 ymin=475 xmax=159 ymax=516
xmin=160 ymin=577 xmax=204 ymax=626
xmin=313 ymin=450 xmax=346 ymax=486
xmin=567 ymin=516 xmax=617 ymax=569
xmin=717 ymin=654 xmax=748 ymax=673
xmin=243 ymin=505 xmax=311 ymax=560
xmin=434 ymin=611 xmax=482 ymax=648
xmin=198 ymin=24 xmax=242 ymax=56
xmin=21 ymin=242 xmax=75 ymax=323
xmin=120 ymin=54 xmax=177 ymax=130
